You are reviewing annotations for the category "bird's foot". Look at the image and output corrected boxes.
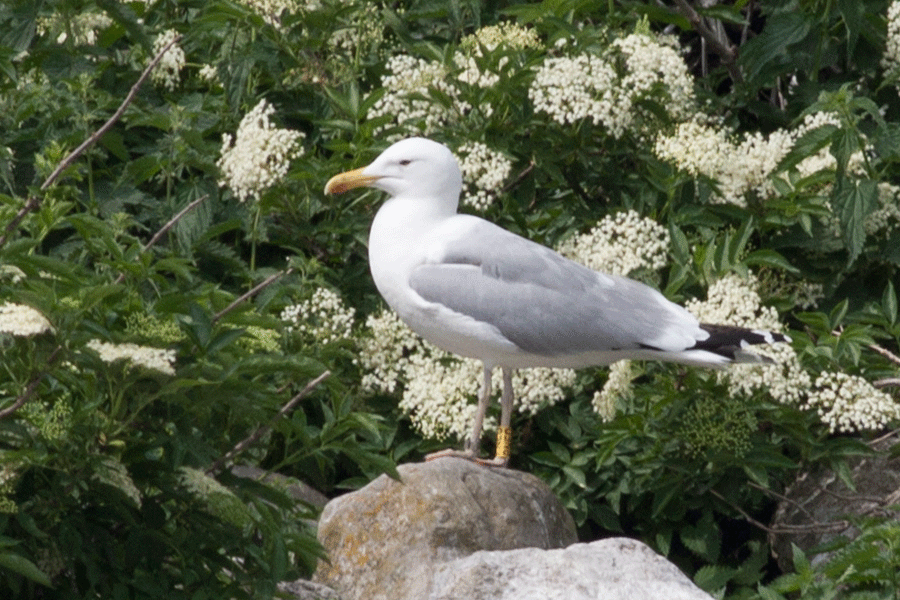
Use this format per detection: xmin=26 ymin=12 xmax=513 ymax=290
xmin=424 ymin=449 xmax=508 ymax=468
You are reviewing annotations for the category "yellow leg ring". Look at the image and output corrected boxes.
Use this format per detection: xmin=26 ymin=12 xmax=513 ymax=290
xmin=495 ymin=426 xmax=512 ymax=460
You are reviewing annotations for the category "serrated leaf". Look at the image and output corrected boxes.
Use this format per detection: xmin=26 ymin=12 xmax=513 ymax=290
xmin=694 ymin=564 xmax=736 ymax=592
xmin=776 ymin=124 xmax=837 ymax=173
xmin=830 ymin=178 xmax=878 ymax=265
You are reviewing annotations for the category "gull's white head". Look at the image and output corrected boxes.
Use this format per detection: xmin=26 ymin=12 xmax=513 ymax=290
xmin=325 ymin=137 xmax=462 ymax=209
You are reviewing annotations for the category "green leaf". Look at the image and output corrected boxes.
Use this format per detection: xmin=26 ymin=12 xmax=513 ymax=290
xmin=830 ymin=178 xmax=878 ymax=264
xmin=0 ymin=552 xmax=52 ymax=588
xmin=883 ymin=281 xmax=898 ymax=326
xmin=776 ymin=124 xmax=837 ymax=174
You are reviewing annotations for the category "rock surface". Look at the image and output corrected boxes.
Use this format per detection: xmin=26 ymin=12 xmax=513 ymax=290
xmin=314 ymin=457 xmax=713 ymax=600
xmin=430 ymin=538 xmax=713 ymax=600
xmin=769 ymin=433 xmax=900 ymax=571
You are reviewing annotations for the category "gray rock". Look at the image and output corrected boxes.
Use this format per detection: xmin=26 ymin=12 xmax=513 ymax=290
xmin=313 ymin=457 xmax=577 ymax=600
xmin=769 ymin=433 xmax=900 ymax=571
xmin=278 ymin=579 xmax=341 ymax=600
xmin=430 ymin=538 xmax=714 ymax=600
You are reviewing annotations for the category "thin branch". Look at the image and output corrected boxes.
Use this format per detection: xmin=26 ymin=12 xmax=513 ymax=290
xmin=0 ymin=34 xmax=183 ymax=249
xmin=672 ymin=0 xmax=743 ymax=84
xmin=113 ymin=194 xmax=208 ymax=284
xmin=0 ymin=345 xmax=63 ymax=420
xmin=868 ymin=343 xmax=900 ymax=367
xmin=501 ymin=161 xmax=535 ymax=194
xmin=873 ymin=377 xmax=900 ymax=389
xmin=708 ymin=487 xmax=850 ymax=535
xmin=206 ymin=370 xmax=331 ymax=475
xmin=212 ymin=267 xmax=294 ymax=323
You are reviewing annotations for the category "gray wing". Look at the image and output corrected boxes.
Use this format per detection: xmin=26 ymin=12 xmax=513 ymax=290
xmin=409 ymin=220 xmax=698 ymax=357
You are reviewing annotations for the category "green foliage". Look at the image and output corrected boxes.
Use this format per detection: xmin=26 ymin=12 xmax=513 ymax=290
xmin=0 ymin=0 xmax=899 ymax=598
xmin=756 ymin=517 xmax=900 ymax=600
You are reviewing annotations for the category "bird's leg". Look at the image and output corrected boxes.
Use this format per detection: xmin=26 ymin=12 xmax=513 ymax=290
xmin=475 ymin=367 xmax=513 ymax=468
xmin=425 ymin=365 xmax=492 ymax=463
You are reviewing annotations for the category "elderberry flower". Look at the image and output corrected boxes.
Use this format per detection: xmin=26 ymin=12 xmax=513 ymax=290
xmin=358 ymin=309 xmax=574 ymax=441
xmin=368 ymin=55 xmax=469 ymax=138
xmin=556 ymin=210 xmax=670 ymax=277
xmin=883 ymin=1 xmax=900 ymax=81
xmin=865 ymin=183 xmax=900 ymax=236
xmin=530 ymin=54 xmax=629 ymax=136
xmin=217 ymin=99 xmax=304 ymax=203
xmin=150 ymin=29 xmax=185 ymax=91
xmin=236 ymin=0 xmax=298 ymax=29
xmin=37 ymin=11 xmax=111 ymax=45
xmin=281 ymin=287 xmax=356 ymax=345
xmin=455 ymin=23 xmax=542 ymax=89
xmin=592 ymin=360 xmax=634 ymax=421
xmin=0 ymin=302 xmax=53 ymax=337
xmin=805 ymin=372 xmax=900 ymax=433
xmin=86 ymin=340 xmax=176 ymax=376
xmin=530 ymin=33 xmax=695 ymax=139
xmin=455 ymin=142 xmax=512 ymax=210
xmin=654 ymin=112 xmax=864 ymax=207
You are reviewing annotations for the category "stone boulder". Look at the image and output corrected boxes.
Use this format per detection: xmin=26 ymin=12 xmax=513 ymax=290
xmin=430 ymin=538 xmax=713 ymax=600
xmin=313 ymin=458 xmax=713 ymax=600
xmin=769 ymin=433 xmax=900 ymax=571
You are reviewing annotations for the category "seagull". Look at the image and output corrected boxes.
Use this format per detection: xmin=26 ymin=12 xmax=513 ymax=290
xmin=325 ymin=137 xmax=790 ymax=467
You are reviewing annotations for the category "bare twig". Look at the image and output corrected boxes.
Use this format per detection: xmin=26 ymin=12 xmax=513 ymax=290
xmin=708 ymin=487 xmax=850 ymax=535
xmin=206 ymin=370 xmax=331 ymax=475
xmin=212 ymin=267 xmax=295 ymax=324
xmin=501 ymin=161 xmax=535 ymax=194
xmin=0 ymin=345 xmax=64 ymax=420
xmin=0 ymin=34 xmax=183 ymax=249
xmin=873 ymin=377 xmax=900 ymax=389
xmin=672 ymin=0 xmax=743 ymax=84
xmin=868 ymin=343 xmax=900 ymax=367
xmin=113 ymin=194 xmax=208 ymax=284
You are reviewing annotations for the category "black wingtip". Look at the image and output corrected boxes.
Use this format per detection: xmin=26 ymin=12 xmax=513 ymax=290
xmin=692 ymin=324 xmax=791 ymax=362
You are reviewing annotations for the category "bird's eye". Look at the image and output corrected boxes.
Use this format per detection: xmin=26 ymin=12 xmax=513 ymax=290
xmin=399 ymin=159 xmax=412 ymax=166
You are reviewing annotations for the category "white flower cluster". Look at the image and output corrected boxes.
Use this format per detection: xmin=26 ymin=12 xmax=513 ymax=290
xmin=368 ymin=55 xmax=467 ymax=138
xmin=328 ymin=3 xmax=385 ymax=56
xmin=530 ymin=33 xmax=695 ymax=139
xmin=456 ymin=23 xmax=542 ymax=88
xmin=592 ymin=360 xmax=635 ymax=421
xmin=86 ymin=340 xmax=176 ymax=376
xmin=654 ymin=112 xmax=862 ymax=207
xmin=530 ymin=54 xmax=627 ymax=136
xmin=150 ymin=29 xmax=185 ymax=91
xmin=612 ymin=33 xmax=695 ymax=123
xmin=280 ymin=287 xmax=356 ymax=345
xmin=369 ymin=24 xmax=540 ymax=137
xmin=237 ymin=0 xmax=298 ymax=29
xmin=358 ymin=309 xmax=575 ymax=441
xmin=865 ymin=182 xmax=900 ymax=236
xmin=37 ymin=11 xmax=111 ymax=45
xmin=455 ymin=142 xmax=513 ymax=210
xmin=199 ymin=64 xmax=219 ymax=85
xmin=556 ymin=210 xmax=670 ymax=276
xmin=805 ymin=372 xmax=900 ymax=433
xmin=0 ymin=302 xmax=53 ymax=337
xmin=460 ymin=22 xmax=541 ymax=52
xmin=217 ymin=99 xmax=304 ymax=203
xmin=882 ymin=1 xmax=900 ymax=82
